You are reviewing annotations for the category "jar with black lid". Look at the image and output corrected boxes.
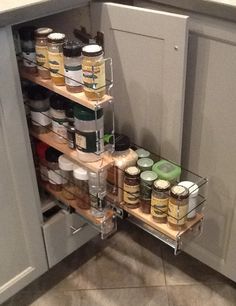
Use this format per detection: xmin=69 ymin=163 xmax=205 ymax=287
xmin=63 ymin=41 xmax=83 ymax=93
xmin=19 ymin=26 xmax=37 ymax=74
xmin=167 ymin=185 xmax=189 ymax=230
xmin=123 ymin=166 xmax=141 ymax=209
xmin=28 ymin=85 xmax=51 ymax=134
xmin=45 ymin=147 xmax=63 ymax=191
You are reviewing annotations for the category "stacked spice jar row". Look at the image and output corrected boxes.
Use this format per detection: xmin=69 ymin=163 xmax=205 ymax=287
xmin=35 ymin=141 xmax=108 ymax=218
xmin=23 ymin=83 xmax=105 ymax=163
xmin=19 ymin=26 xmax=106 ymax=100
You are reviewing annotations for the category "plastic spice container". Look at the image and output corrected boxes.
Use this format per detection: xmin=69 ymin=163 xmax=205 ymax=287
xmin=137 ymin=157 xmax=154 ymax=172
xmin=167 ymin=185 xmax=189 ymax=230
xmin=45 ymin=147 xmax=63 ymax=191
xmin=28 ymin=85 xmax=51 ymax=134
xmin=88 ymin=171 xmax=107 ymax=217
xmin=36 ymin=141 xmax=49 ymax=182
xmin=58 ymin=155 xmax=76 ymax=200
xmin=63 ymin=41 xmax=83 ymax=93
xmin=151 ymin=179 xmax=171 ymax=223
xmin=123 ymin=166 xmax=141 ymax=209
xmin=19 ymin=26 xmax=37 ymax=74
xmin=50 ymin=94 xmax=68 ymax=143
xmin=47 ymin=33 xmax=65 ymax=85
xmin=73 ymin=166 xmax=90 ymax=209
xmin=74 ymin=104 xmax=104 ymax=162
xmin=152 ymin=159 xmax=181 ymax=185
xmin=82 ymin=44 xmax=106 ymax=100
xmin=140 ymin=171 xmax=158 ymax=214
xmin=178 ymin=181 xmax=199 ymax=220
xmin=136 ymin=148 xmax=150 ymax=159
xmin=35 ymin=27 xmax=53 ymax=79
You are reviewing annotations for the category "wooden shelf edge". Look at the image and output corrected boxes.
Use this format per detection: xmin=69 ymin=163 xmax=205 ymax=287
xmin=20 ymin=67 xmax=113 ymax=110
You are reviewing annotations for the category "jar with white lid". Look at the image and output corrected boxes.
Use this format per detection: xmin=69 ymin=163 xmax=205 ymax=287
xmin=73 ymin=166 xmax=90 ymax=209
xmin=58 ymin=155 xmax=75 ymax=200
xmin=178 ymin=181 xmax=199 ymax=220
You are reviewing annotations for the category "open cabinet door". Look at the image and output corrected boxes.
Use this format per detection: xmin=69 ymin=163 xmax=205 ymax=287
xmin=91 ymin=2 xmax=189 ymax=163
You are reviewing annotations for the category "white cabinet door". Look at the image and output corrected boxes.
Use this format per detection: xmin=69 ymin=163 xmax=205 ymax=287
xmin=91 ymin=2 xmax=189 ymax=163
xmin=0 ymin=27 xmax=48 ymax=304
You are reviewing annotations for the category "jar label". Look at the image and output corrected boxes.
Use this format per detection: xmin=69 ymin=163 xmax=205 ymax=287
xmin=82 ymin=62 xmax=105 ymax=93
xmin=64 ymin=65 xmax=83 ymax=87
xmin=22 ymin=51 xmax=37 ymax=67
xmin=48 ymin=169 xmax=64 ymax=185
xmin=52 ymin=120 xmax=68 ymax=140
xmin=48 ymin=51 xmax=64 ymax=77
xmin=123 ymin=183 xmax=140 ymax=205
xmin=35 ymin=45 xmax=49 ymax=70
xmin=151 ymin=197 xmax=168 ymax=218
xmin=75 ymin=129 xmax=104 ymax=153
xmin=31 ymin=110 xmax=51 ymax=126
xmin=167 ymin=200 xmax=188 ymax=225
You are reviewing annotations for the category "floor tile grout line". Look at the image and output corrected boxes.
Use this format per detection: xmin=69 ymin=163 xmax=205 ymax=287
xmin=160 ymin=246 xmax=171 ymax=306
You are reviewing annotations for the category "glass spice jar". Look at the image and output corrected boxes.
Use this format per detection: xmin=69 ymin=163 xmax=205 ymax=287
xmin=36 ymin=141 xmax=49 ymax=183
xmin=137 ymin=158 xmax=154 ymax=172
xmin=123 ymin=166 xmax=141 ymax=209
xmin=63 ymin=41 xmax=83 ymax=93
xmin=135 ymin=148 xmax=150 ymax=159
xmin=47 ymin=33 xmax=66 ymax=85
xmin=151 ymin=179 xmax=171 ymax=223
xmin=19 ymin=26 xmax=37 ymax=74
xmin=140 ymin=171 xmax=158 ymax=214
xmin=45 ymin=147 xmax=63 ymax=191
xmin=35 ymin=27 xmax=53 ymax=79
xmin=58 ymin=155 xmax=76 ymax=200
xmin=73 ymin=166 xmax=90 ymax=209
xmin=82 ymin=44 xmax=106 ymax=100
xmin=167 ymin=185 xmax=189 ymax=230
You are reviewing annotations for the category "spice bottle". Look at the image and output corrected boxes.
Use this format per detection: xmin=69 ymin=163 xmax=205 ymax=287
xmin=35 ymin=27 xmax=53 ymax=79
xmin=167 ymin=185 xmax=189 ymax=230
xmin=73 ymin=166 xmax=90 ymax=209
xmin=136 ymin=148 xmax=150 ymax=159
xmin=50 ymin=94 xmax=68 ymax=143
xmin=47 ymin=33 xmax=65 ymax=85
xmin=19 ymin=26 xmax=37 ymax=74
xmin=137 ymin=157 xmax=154 ymax=172
xmin=123 ymin=166 xmax=141 ymax=209
xmin=45 ymin=147 xmax=63 ymax=191
xmin=36 ymin=141 xmax=49 ymax=182
xmin=82 ymin=44 xmax=106 ymax=100
xmin=151 ymin=179 xmax=171 ymax=223
xmin=58 ymin=155 xmax=76 ymax=200
xmin=28 ymin=85 xmax=51 ymax=134
xmin=63 ymin=41 xmax=83 ymax=93
xmin=140 ymin=171 xmax=158 ymax=214
xmin=178 ymin=181 xmax=199 ymax=220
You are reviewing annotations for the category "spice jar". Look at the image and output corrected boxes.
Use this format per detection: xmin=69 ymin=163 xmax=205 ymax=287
xmin=82 ymin=44 xmax=106 ymax=100
xmin=137 ymin=157 xmax=154 ymax=172
xmin=123 ymin=166 xmax=141 ymax=209
xmin=35 ymin=27 xmax=53 ymax=79
xmin=19 ymin=26 xmax=37 ymax=74
xmin=47 ymin=33 xmax=65 ymax=85
xmin=63 ymin=41 xmax=83 ymax=93
xmin=45 ymin=147 xmax=63 ymax=191
xmin=178 ymin=181 xmax=199 ymax=220
xmin=136 ymin=148 xmax=150 ymax=159
xmin=151 ymin=179 xmax=171 ymax=223
xmin=152 ymin=159 xmax=181 ymax=185
xmin=50 ymin=94 xmax=68 ymax=143
xmin=36 ymin=141 xmax=49 ymax=183
xmin=28 ymin=85 xmax=51 ymax=134
xmin=73 ymin=166 xmax=90 ymax=209
xmin=58 ymin=155 xmax=76 ymax=200
xmin=167 ymin=185 xmax=189 ymax=230
xmin=140 ymin=171 xmax=158 ymax=214
xmin=74 ymin=104 xmax=104 ymax=162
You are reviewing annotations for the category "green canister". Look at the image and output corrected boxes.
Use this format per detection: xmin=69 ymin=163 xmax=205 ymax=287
xmin=140 ymin=170 xmax=158 ymax=214
xmin=137 ymin=157 xmax=154 ymax=172
xmin=152 ymin=159 xmax=181 ymax=184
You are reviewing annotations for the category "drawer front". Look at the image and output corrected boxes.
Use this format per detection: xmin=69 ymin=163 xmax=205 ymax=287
xmin=42 ymin=211 xmax=98 ymax=268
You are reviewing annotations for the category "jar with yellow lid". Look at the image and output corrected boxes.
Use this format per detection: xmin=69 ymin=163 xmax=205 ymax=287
xmin=82 ymin=44 xmax=106 ymax=100
xmin=151 ymin=179 xmax=170 ymax=223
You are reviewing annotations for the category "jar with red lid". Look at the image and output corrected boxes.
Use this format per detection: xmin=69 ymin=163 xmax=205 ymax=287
xmin=36 ymin=141 xmax=49 ymax=182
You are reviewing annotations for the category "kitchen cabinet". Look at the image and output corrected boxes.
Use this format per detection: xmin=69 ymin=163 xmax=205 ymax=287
xmin=0 ymin=1 xmax=208 ymax=303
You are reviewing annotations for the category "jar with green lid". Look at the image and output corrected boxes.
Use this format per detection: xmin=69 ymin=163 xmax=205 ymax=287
xmin=137 ymin=157 xmax=154 ymax=172
xmin=151 ymin=179 xmax=171 ymax=223
xmin=58 ymin=155 xmax=76 ymax=200
xmin=152 ymin=159 xmax=181 ymax=185
xmin=47 ymin=33 xmax=65 ymax=85
xmin=82 ymin=44 xmax=105 ymax=100
xmin=45 ymin=147 xmax=63 ymax=191
xmin=136 ymin=148 xmax=150 ymax=159
xmin=74 ymin=104 xmax=104 ymax=162
xmin=140 ymin=171 xmax=158 ymax=214
xmin=123 ymin=166 xmax=141 ymax=209
xmin=167 ymin=185 xmax=189 ymax=230
xmin=35 ymin=27 xmax=53 ymax=79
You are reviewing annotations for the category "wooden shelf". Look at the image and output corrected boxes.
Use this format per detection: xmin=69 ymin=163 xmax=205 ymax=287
xmin=120 ymin=203 xmax=204 ymax=241
xmin=20 ymin=68 xmax=113 ymax=110
xmin=30 ymin=129 xmax=114 ymax=173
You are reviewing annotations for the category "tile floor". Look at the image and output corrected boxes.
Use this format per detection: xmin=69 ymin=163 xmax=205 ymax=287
xmin=3 ymin=221 xmax=236 ymax=306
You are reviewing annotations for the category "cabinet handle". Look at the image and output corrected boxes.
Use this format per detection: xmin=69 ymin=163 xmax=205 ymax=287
xmin=70 ymin=223 xmax=88 ymax=235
